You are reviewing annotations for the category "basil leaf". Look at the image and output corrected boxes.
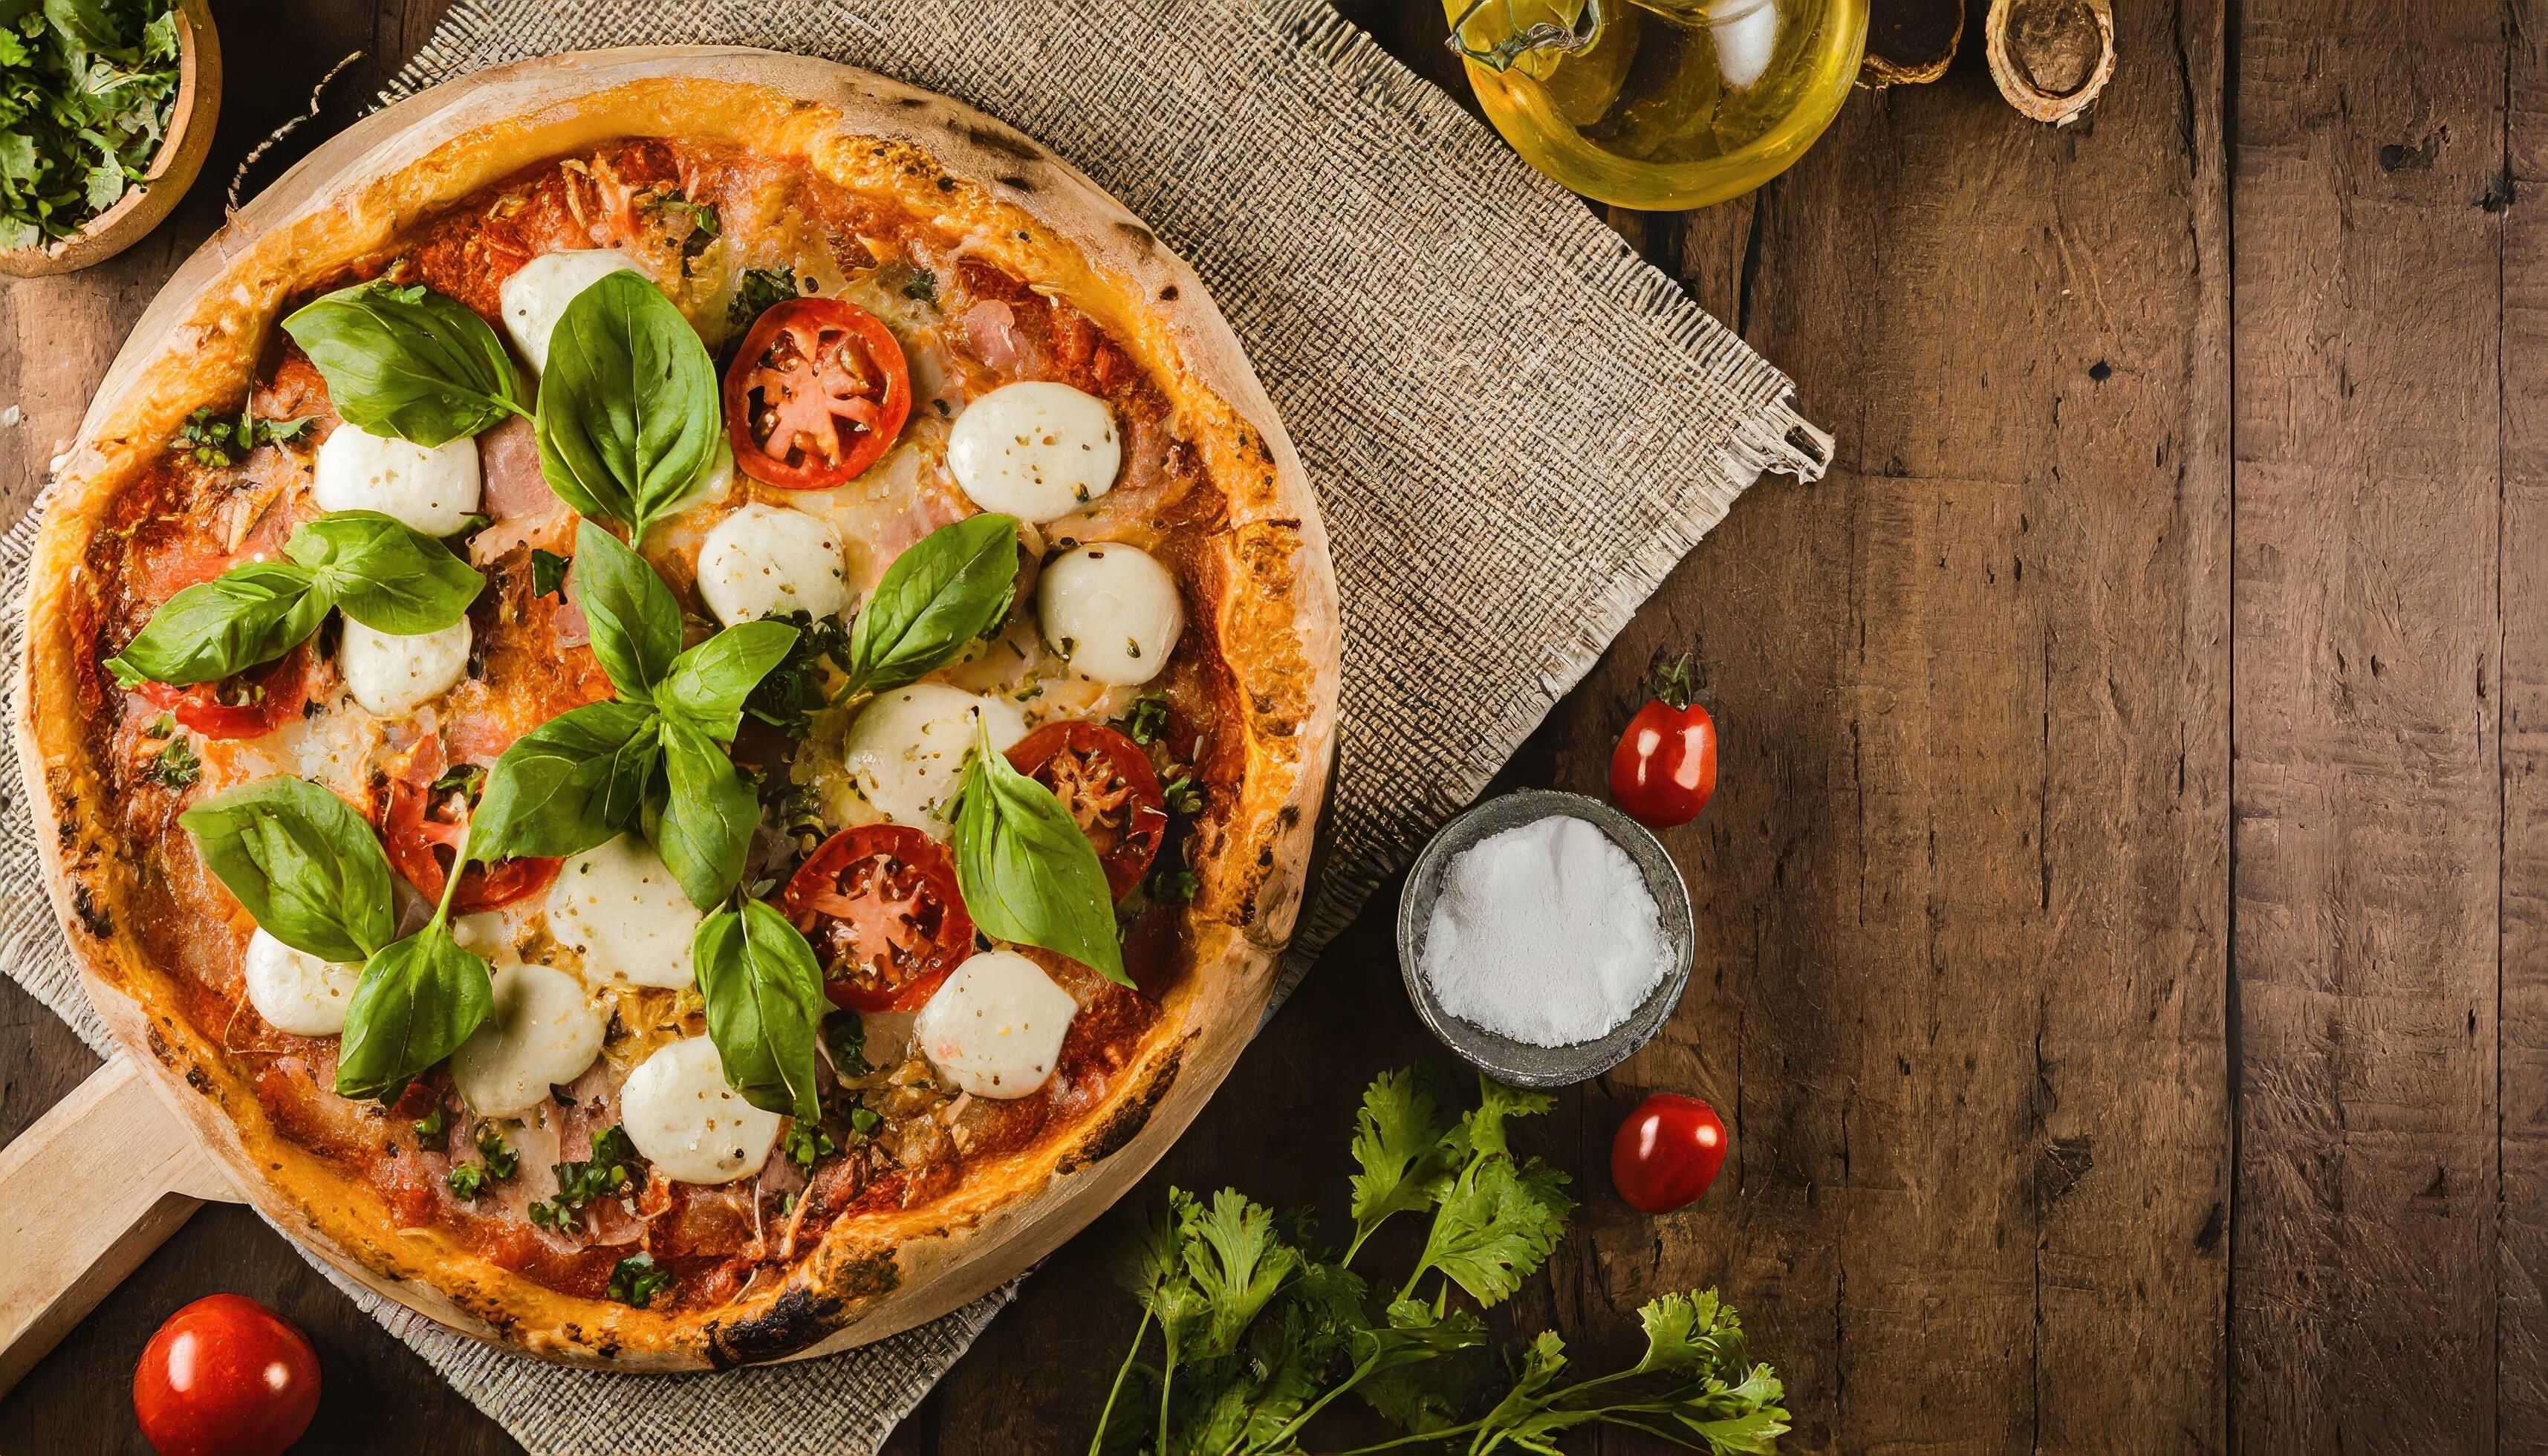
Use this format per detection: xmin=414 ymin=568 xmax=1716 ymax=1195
xmin=658 ymin=619 xmax=800 ymax=742
xmin=336 ymin=922 xmax=494 ymax=1102
xmin=281 ymin=280 xmax=528 ymax=446
xmin=104 ymin=562 xmax=328 ymax=689
xmin=842 ymin=514 xmax=1021 ymax=697
xmin=693 ymin=899 xmax=826 ymax=1122
xmin=469 ymin=699 xmax=660 ymax=863
xmin=535 ymin=270 xmax=721 ymax=542
xmin=951 ymin=721 xmax=1129 ymax=986
xmin=569 ymin=520 xmax=683 ymax=699
xmin=654 ymin=718 xmax=761 ymax=909
xmin=283 ymin=512 xmax=483 ymax=634
xmin=180 ymin=777 xmax=397 ymax=963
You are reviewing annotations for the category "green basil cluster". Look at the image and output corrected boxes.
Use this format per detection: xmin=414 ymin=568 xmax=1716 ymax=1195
xmin=181 ymin=778 xmax=491 ymax=1101
xmin=951 ymin=718 xmax=1131 ymax=987
xmin=281 ymin=280 xmax=530 ymax=446
xmin=465 ymin=520 xmax=795 ymax=909
xmin=105 ymin=512 xmax=483 ymax=689
xmin=535 ymin=270 xmax=724 ymax=545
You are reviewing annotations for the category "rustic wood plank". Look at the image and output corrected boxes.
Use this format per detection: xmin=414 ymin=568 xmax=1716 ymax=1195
xmin=1537 ymin=8 xmax=2235 ymax=1454
xmin=2500 ymin=3 xmax=2548 ymax=1443
xmin=2230 ymin=2 xmax=2506 ymax=1445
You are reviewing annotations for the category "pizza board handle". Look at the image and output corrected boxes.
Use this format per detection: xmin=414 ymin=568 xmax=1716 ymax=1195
xmin=0 ymin=1054 xmax=234 ymax=1394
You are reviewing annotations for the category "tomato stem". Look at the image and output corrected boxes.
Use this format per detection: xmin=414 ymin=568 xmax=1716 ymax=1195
xmin=1643 ymin=652 xmax=1697 ymax=712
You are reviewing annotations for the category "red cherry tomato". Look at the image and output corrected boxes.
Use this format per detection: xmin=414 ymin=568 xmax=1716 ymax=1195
xmin=1005 ymin=721 xmax=1171 ymax=900
xmin=132 ymin=1293 xmax=322 ymax=1456
xmin=377 ymin=738 xmax=558 ymax=914
xmin=783 ymin=824 xmax=976 ymax=1012
xmin=725 ymin=296 xmax=911 ymax=489
xmin=137 ymin=648 xmax=314 ymax=741
xmin=1608 ymin=655 xmax=1717 ymax=830
xmin=1610 ymin=1093 xmax=1727 ymax=1215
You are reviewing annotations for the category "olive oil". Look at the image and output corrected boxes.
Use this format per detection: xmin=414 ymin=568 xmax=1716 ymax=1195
xmin=1449 ymin=0 xmax=1868 ymax=211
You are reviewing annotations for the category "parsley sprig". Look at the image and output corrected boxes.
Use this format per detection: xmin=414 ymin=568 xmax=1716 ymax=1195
xmin=1091 ymin=1070 xmax=1789 ymax=1455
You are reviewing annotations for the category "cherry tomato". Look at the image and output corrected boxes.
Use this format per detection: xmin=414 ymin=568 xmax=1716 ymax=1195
xmin=137 ymin=648 xmax=314 ymax=741
xmin=725 ymin=297 xmax=911 ymax=489
xmin=378 ymin=738 xmax=558 ymax=914
xmin=1006 ymin=721 xmax=1171 ymax=901
xmin=784 ymin=825 xmax=976 ymax=1011
xmin=1608 ymin=654 xmax=1717 ymax=830
xmin=1610 ymin=1093 xmax=1727 ymax=1215
xmin=131 ymin=1293 xmax=322 ymax=1456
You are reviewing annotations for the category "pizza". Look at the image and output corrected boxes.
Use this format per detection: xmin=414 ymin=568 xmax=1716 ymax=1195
xmin=16 ymin=50 xmax=1337 ymax=1370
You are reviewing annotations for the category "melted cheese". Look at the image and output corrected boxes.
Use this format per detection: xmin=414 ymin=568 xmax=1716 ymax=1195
xmin=914 ymin=950 xmax=1079 ymax=1099
xmin=450 ymin=962 xmax=608 ymax=1118
xmin=946 ymin=381 xmax=1122 ymax=523
xmin=620 ymin=1035 xmax=782 ymax=1184
xmin=1036 ymin=542 xmax=1183 ymax=687
xmin=341 ymin=617 xmax=472 ymax=718
xmin=499 ymin=249 xmax=646 ymax=374
xmin=545 ymin=835 xmax=701 ymax=989
xmin=312 ymin=424 xmax=482 ymax=536
xmin=241 ymin=929 xmax=360 ymax=1037
xmin=695 ymin=502 xmax=850 ymax=625
xmin=836 ymin=683 xmax=1028 ymax=837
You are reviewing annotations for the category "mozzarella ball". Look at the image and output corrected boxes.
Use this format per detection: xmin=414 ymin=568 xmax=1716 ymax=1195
xmin=341 ymin=617 xmax=472 ymax=718
xmin=241 ymin=928 xmax=360 ymax=1037
xmin=914 ymin=950 xmax=1080 ymax=1099
xmin=839 ymin=684 xmax=1028 ymax=837
xmin=620 ymin=1036 xmax=783 ymax=1184
xmin=499 ymin=249 xmax=646 ymax=374
xmin=450 ymin=963 xmax=608 ymax=1118
xmin=313 ymin=424 xmax=483 ymax=537
xmin=946 ymin=381 xmax=1122 ymax=523
xmin=546 ymin=835 xmax=702 ymax=989
xmin=1037 ymin=543 xmax=1184 ymax=686
xmin=695 ymin=503 xmax=850 ymax=626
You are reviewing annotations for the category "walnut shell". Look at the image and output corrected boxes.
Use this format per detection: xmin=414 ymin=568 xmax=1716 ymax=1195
xmin=1862 ymin=0 xmax=1964 ymax=86
xmin=1983 ymin=0 xmax=2116 ymax=125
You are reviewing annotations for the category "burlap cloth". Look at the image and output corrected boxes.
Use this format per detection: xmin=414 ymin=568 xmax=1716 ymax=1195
xmin=0 ymin=0 xmax=1830 ymax=1449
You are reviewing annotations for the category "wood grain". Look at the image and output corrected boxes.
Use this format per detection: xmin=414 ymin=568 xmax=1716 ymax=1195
xmin=2231 ymin=3 xmax=2506 ymax=1446
xmin=5 ymin=0 xmax=2544 ymax=1450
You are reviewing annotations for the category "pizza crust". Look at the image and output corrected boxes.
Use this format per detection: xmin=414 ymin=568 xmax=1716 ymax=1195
xmin=16 ymin=48 xmax=1339 ymax=1370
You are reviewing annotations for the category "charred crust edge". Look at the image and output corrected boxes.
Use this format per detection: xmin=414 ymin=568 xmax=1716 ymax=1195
xmin=1057 ymin=1040 xmax=1185 ymax=1177
xmin=705 ymin=1281 xmax=854 ymax=1370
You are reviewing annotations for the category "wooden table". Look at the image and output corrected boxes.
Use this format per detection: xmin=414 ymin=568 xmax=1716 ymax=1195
xmin=0 ymin=1 xmax=2525 ymax=1449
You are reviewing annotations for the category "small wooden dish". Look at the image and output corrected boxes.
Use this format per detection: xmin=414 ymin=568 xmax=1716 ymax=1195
xmin=0 ymin=0 xmax=223 ymax=279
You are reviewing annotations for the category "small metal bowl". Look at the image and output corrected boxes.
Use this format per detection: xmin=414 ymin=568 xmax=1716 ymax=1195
xmin=1397 ymin=789 xmax=1694 ymax=1088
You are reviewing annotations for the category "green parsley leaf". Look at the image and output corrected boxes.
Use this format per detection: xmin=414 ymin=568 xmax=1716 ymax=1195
xmin=529 ymin=547 xmax=569 ymax=599
xmin=822 ymin=1010 xmax=872 ymax=1079
xmin=147 ymin=732 xmax=198 ymax=789
xmin=1119 ymin=695 xmax=1169 ymax=745
xmin=446 ymin=1160 xmax=488 ymax=1200
xmin=726 ymin=265 xmax=798 ymax=328
xmin=607 ymin=1252 xmax=672 ymax=1308
xmin=1347 ymin=1067 xmax=1457 ymax=1249
xmin=472 ymin=1122 xmax=519 ymax=1180
xmin=413 ymin=1104 xmax=449 ymax=1148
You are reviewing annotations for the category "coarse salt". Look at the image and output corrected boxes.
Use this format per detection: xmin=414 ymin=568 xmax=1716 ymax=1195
xmin=1420 ymin=813 xmax=1671 ymax=1048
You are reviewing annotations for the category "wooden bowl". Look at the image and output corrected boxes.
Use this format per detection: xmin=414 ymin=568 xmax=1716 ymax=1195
xmin=0 ymin=0 xmax=223 ymax=278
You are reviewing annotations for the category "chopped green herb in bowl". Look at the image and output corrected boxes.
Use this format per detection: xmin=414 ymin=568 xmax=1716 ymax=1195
xmin=0 ymin=0 xmax=218 ymax=275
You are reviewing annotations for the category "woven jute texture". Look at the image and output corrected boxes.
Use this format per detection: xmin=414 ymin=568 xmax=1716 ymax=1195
xmin=1 ymin=1 xmax=1828 ymax=1450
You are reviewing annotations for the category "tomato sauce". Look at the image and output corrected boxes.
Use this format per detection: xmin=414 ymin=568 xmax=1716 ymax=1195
xmin=77 ymin=136 xmax=1244 ymax=1313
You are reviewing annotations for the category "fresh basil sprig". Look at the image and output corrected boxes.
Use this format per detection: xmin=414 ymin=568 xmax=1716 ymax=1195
xmin=181 ymin=776 xmax=494 ymax=1100
xmin=105 ymin=512 xmax=483 ymax=689
xmin=335 ymin=920 xmax=493 ymax=1102
xmin=181 ymin=778 xmax=397 ymax=963
xmin=281 ymin=280 xmax=530 ymax=446
xmin=536 ymin=270 xmax=723 ymax=544
xmin=463 ymin=521 xmax=794 ymax=909
xmin=693 ymin=898 xmax=828 ymax=1122
xmin=950 ymin=718 xmax=1131 ymax=986
xmin=839 ymin=513 xmax=1020 ymax=700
